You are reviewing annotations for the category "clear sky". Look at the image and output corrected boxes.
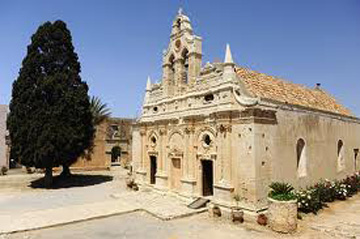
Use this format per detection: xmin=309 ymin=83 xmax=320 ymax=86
xmin=1 ymin=0 xmax=359 ymax=118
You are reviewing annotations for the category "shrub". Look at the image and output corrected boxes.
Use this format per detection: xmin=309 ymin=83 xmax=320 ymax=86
xmin=268 ymin=182 xmax=296 ymax=201
xmin=270 ymin=172 xmax=360 ymax=215
xmin=296 ymin=172 xmax=360 ymax=215
xmin=313 ymin=179 xmax=336 ymax=203
xmin=342 ymin=176 xmax=358 ymax=196
xmin=296 ymin=188 xmax=324 ymax=214
xmin=334 ymin=181 xmax=348 ymax=200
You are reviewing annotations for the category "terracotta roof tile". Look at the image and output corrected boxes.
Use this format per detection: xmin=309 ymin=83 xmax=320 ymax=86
xmin=236 ymin=67 xmax=352 ymax=116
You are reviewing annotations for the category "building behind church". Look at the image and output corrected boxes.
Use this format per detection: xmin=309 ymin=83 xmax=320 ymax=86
xmin=0 ymin=105 xmax=9 ymax=169
xmin=132 ymin=10 xmax=360 ymax=214
xmin=72 ymin=117 xmax=134 ymax=170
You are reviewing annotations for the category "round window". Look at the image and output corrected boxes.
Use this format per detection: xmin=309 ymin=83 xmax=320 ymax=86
xmin=203 ymin=134 xmax=211 ymax=146
xmin=151 ymin=136 xmax=157 ymax=145
xmin=204 ymin=94 xmax=214 ymax=102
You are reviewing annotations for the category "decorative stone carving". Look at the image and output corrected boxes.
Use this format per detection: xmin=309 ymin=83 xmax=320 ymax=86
xmin=159 ymin=128 xmax=167 ymax=135
xmin=139 ymin=129 xmax=147 ymax=136
xmin=184 ymin=126 xmax=195 ymax=134
xmin=217 ymin=124 xmax=232 ymax=134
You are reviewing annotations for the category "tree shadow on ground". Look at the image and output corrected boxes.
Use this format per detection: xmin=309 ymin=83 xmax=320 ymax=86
xmin=29 ymin=174 xmax=113 ymax=189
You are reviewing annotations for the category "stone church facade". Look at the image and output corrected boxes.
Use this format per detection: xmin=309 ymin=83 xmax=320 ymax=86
xmin=132 ymin=10 xmax=360 ymax=213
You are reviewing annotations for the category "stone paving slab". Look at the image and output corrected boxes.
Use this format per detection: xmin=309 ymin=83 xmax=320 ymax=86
xmin=302 ymin=193 xmax=360 ymax=239
xmin=0 ymin=188 xmax=205 ymax=235
xmin=0 ymin=200 xmax=138 ymax=234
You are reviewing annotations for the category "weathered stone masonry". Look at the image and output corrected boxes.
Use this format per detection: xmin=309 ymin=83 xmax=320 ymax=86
xmin=0 ymin=105 xmax=8 ymax=168
xmin=132 ymin=10 xmax=360 ymax=214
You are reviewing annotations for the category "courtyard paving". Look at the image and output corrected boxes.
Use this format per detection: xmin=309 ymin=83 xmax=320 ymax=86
xmin=0 ymin=168 xmax=205 ymax=234
xmin=0 ymin=168 xmax=360 ymax=238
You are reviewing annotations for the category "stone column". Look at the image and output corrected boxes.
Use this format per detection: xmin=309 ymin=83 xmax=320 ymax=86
xmin=140 ymin=129 xmax=146 ymax=169
xmin=188 ymin=127 xmax=196 ymax=179
xmin=174 ymin=58 xmax=185 ymax=95
xmin=182 ymin=126 xmax=196 ymax=178
xmin=162 ymin=63 xmax=174 ymax=97
xmin=188 ymin=52 xmax=202 ymax=86
xmin=158 ymin=128 xmax=164 ymax=171
xmin=155 ymin=128 xmax=168 ymax=190
xmin=224 ymin=124 xmax=233 ymax=183
xmin=181 ymin=126 xmax=196 ymax=197
xmin=214 ymin=123 xmax=234 ymax=204
xmin=135 ymin=128 xmax=147 ymax=184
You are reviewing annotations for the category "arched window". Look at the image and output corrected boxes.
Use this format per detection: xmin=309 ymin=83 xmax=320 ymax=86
xmin=169 ymin=54 xmax=175 ymax=81
xmin=181 ymin=48 xmax=189 ymax=84
xmin=296 ymin=138 xmax=307 ymax=177
xmin=176 ymin=18 xmax=181 ymax=30
xmin=337 ymin=140 xmax=345 ymax=171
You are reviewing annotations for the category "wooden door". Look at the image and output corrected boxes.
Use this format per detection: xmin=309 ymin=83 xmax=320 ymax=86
xmin=171 ymin=158 xmax=181 ymax=190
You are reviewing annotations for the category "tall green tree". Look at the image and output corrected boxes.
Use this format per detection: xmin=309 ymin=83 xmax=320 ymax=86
xmin=7 ymin=20 xmax=94 ymax=187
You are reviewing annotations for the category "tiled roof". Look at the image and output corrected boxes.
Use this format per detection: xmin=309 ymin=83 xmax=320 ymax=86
xmin=236 ymin=67 xmax=352 ymax=116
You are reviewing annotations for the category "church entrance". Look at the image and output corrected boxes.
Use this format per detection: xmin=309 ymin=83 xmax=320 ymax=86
xmin=202 ymin=160 xmax=213 ymax=196
xmin=170 ymin=158 xmax=182 ymax=190
xmin=150 ymin=156 xmax=157 ymax=184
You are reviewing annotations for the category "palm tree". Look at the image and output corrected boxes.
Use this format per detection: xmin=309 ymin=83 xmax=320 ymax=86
xmin=61 ymin=96 xmax=111 ymax=177
xmin=90 ymin=96 xmax=111 ymax=126
xmin=80 ymin=96 xmax=111 ymax=162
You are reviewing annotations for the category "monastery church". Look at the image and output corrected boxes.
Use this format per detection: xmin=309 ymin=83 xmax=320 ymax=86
xmin=132 ymin=9 xmax=360 ymax=213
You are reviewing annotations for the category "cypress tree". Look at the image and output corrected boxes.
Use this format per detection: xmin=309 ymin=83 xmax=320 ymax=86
xmin=7 ymin=20 xmax=94 ymax=187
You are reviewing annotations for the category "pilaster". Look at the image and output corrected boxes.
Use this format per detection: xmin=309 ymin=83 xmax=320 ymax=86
xmin=214 ymin=123 xmax=234 ymax=203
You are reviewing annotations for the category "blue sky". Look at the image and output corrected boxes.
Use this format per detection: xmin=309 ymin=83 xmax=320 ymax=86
xmin=1 ymin=0 xmax=359 ymax=117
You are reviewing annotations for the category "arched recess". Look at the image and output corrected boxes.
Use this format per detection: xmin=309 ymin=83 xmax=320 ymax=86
xmin=168 ymin=54 xmax=175 ymax=84
xmin=296 ymin=138 xmax=307 ymax=177
xmin=337 ymin=140 xmax=345 ymax=171
xmin=168 ymin=131 xmax=184 ymax=190
xmin=168 ymin=131 xmax=184 ymax=151
xmin=111 ymin=146 xmax=121 ymax=163
xmin=181 ymin=48 xmax=189 ymax=83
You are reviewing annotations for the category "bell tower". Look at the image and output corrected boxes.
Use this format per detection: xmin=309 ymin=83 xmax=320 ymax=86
xmin=162 ymin=9 xmax=202 ymax=96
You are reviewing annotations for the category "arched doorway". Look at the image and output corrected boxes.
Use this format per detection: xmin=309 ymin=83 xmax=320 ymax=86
xmin=150 ymin=156 xmax=157 ymax=184
xmin=111 ymin=146 xmax=121 ymax=164
xmin=202 ymin=160 xmax=214 ymax=196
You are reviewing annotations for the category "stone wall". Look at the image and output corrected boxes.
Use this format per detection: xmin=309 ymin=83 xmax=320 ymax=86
xmin=71 ymin=121 xmax=109 ymax=170
xmin=0 ymin=105 xmax=8 ymax=168
xmin=253 ymin=105 xmax=360 ymax=207
xmin=71 ymin=117 xmax=134 ymax=170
